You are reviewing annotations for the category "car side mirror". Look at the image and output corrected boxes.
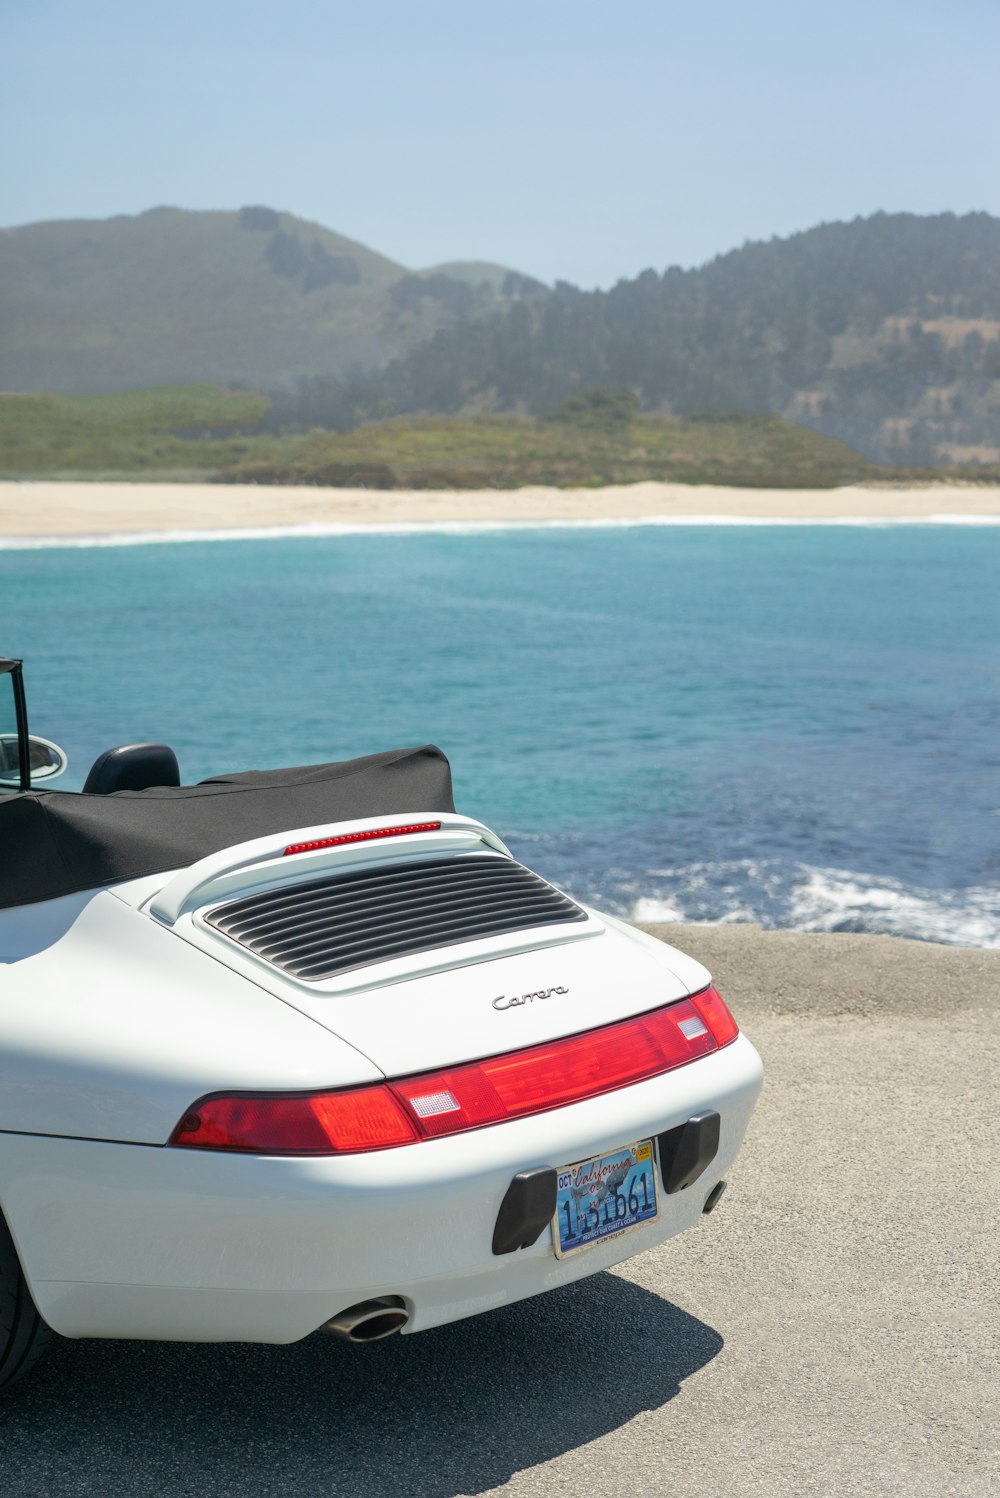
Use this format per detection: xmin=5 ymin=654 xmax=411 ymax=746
xmin=0 ymin=734 xmax=69 ymax=786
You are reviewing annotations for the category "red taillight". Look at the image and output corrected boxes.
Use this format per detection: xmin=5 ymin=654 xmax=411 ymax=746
xmin=171 ymin=985 xmax=739 ymax=1155
xmin=283 ymin=822 xmax=442 ymax=856
xmin=391 ymin=997 xmax=718 ymax=1136
xmin=170 ymin=1088 xmax=417 ymax=1154
xmin=690 ymin=983 xmax=739 ymax=1048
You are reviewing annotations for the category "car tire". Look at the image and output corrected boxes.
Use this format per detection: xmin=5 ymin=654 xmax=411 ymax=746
xmin=0 ymin=1211 xmax=51 ymax=1390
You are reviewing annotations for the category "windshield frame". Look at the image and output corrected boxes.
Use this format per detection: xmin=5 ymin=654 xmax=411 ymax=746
xmin=0 ymin=658 xmax=31 ymax=793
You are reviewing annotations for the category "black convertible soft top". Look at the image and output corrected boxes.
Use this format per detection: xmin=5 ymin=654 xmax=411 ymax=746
xmin=0 ymin=745 xmax=455 ymax=911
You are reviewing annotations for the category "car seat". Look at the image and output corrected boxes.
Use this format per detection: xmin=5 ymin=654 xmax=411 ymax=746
xmin=82 ymin=743 xmax=181 ymax=795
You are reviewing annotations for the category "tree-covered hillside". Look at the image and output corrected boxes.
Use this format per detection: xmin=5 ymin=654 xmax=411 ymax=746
xmin=273 ymin=213 xmax=1000 ymax=465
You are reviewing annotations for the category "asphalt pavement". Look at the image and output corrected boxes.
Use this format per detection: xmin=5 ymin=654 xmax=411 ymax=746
xmin=3 ymin=925 xmax=997 ymax=1497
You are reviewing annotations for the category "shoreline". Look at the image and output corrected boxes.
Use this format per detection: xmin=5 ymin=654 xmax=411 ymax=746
xmin=2 ymin=478 xmax=1000 ymax=540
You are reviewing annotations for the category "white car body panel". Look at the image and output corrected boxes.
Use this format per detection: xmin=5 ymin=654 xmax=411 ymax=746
xmin=0 ymin=889 xmax=382 ymax=1142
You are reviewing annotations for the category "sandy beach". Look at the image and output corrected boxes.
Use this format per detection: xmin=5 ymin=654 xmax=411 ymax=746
xmin=2 ymin=478 xmax=1000 ymax=538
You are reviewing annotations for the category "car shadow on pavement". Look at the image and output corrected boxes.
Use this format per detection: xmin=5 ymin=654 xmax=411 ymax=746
xmin=2 ymin=1274 xmax=722 ymax=1498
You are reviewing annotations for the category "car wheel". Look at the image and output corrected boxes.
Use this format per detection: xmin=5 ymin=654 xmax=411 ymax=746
xmin=0 ymin=1211 xmax=51 ymax=1390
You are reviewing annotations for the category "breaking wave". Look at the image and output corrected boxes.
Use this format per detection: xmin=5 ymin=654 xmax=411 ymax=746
xmin=564 ymin=859 xmax=1000 ymax=948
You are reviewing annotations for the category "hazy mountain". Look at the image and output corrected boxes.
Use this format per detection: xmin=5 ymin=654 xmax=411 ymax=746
xmin=0 ymin=206 xmax=531 ymax=394
xmin=421 ymin=261 xmax=535 ymax=289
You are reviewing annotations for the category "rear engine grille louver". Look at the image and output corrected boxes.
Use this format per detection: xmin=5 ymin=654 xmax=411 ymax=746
xmin=205 ymin=855 xmax=587 ymax=981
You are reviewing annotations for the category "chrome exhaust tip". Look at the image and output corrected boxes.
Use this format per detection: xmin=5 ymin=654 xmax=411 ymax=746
xmin=703 ymin=1179 xmax=727 ymax=1214
xmin=322 ymin=1296 xmax=409 ymax=1343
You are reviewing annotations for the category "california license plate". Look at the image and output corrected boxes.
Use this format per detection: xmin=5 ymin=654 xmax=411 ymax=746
xmin=553 ymin=1138 xmax=659 ymax=1258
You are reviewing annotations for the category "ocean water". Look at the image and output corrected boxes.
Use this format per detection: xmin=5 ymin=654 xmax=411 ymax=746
xmin=2 ymin=522 xmax=998 ymax=946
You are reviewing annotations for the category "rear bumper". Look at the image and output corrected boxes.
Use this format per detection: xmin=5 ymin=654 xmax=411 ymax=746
xmin=0 ymin=1034 xmax=763 ymax=1343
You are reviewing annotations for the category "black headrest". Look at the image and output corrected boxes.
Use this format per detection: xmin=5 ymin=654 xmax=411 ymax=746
xmin=83 ymin=743 xmax=181 ymax=796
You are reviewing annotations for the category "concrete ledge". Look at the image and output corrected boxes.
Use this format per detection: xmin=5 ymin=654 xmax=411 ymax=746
xmin=638 ymin=922 xmax=1000 ymax=1020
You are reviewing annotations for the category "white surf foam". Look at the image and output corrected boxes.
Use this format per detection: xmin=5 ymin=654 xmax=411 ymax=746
xmin=2 ymin=512 xmax=1000 ymax=550
xmin=788 ymin=867 xmax=1000 ymax=948
xmin=630 ymin=896 xmax=686 ymax=924
xmin=620 ymin=858 xmax=1000 ymax=947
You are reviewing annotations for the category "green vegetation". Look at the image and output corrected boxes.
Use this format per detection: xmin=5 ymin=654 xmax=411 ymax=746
xmin=0 ymin=386 xmax=269 ymax=477
xmin=222 ymin=412 xmax=878 ymax=489
xmin=0 ymin=385 xmax=879 ymax=487
xmin=546 ymin=387 xmax=640 ymax=431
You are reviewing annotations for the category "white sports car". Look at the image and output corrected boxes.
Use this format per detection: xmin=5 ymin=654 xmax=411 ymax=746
xmin=0 ymin=657 xmax=762 ymax=1390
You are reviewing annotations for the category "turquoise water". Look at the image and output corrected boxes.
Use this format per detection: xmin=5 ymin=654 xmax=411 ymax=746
xmin=2 ymin=523 xmax=998 ymax=945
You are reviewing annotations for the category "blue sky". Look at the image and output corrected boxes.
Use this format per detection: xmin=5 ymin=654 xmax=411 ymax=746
xmin=3 ymin=0 xmax=998 ymax=286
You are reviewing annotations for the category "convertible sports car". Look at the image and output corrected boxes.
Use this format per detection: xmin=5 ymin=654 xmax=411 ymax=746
xmin=0 ymin=657 xmax=762 ymax=1390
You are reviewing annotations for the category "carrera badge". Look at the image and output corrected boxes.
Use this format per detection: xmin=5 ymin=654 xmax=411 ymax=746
xmin=492 ymin=986 xmax=568 ymax=1012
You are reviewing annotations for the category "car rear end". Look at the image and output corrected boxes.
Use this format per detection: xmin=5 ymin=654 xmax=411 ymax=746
xmin=4 ymin=814 xmax=762 ymax=1345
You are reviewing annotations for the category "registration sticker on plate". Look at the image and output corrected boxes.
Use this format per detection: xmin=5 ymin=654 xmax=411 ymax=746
xmin=553 ymin=1139 xmax=659 ymax=1258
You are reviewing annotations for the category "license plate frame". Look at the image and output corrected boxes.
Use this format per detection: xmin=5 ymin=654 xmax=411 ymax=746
xmin=552 ymin=1138 xmax=660 ymax=1259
